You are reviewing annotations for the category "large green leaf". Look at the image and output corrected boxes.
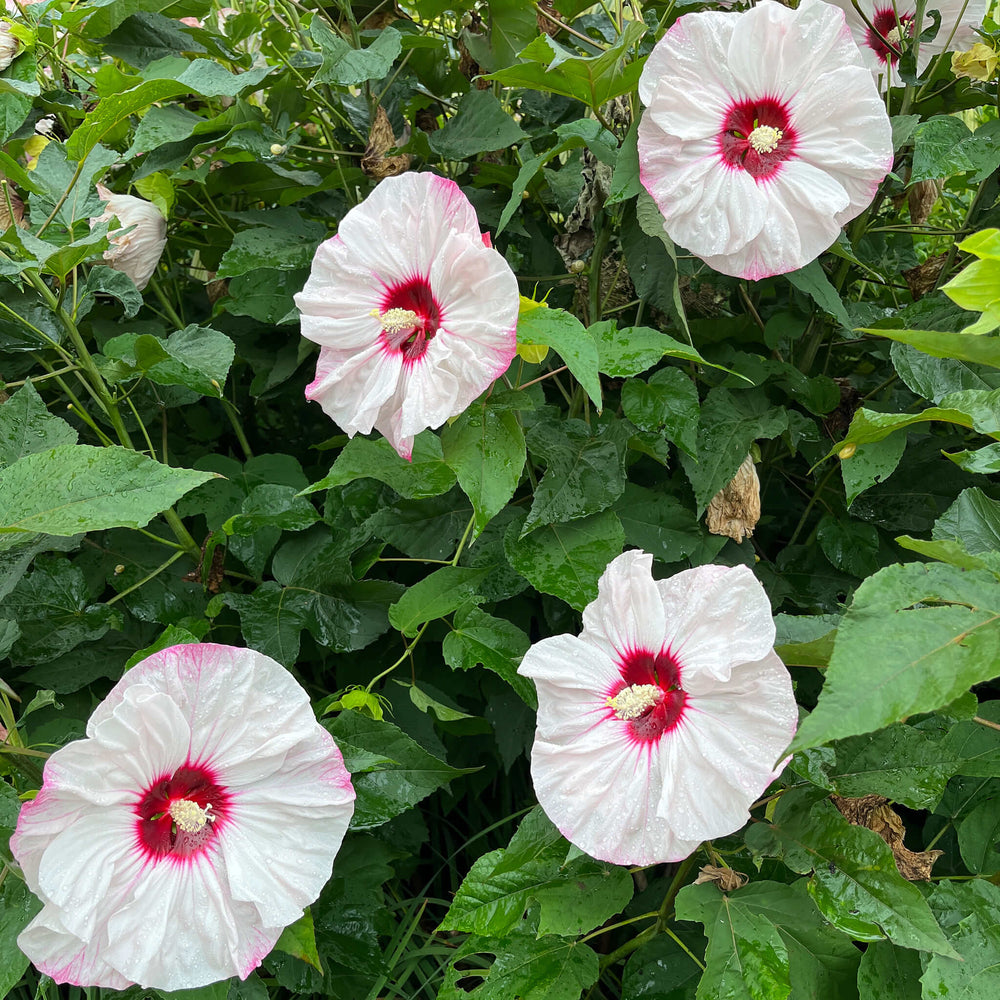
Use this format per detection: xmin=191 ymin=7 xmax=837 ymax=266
xmin=675 ymin=879 xmax=861 ymax=1000
xmin=484 ymin=19 xmax=646 ymax=108
xmin=387 ymin=566 xmax=489 ymax=637
xmin=438 ymin=923 xmax=599 ymax=1000
xmin=516 ymin=306 xmax=602 ymax=409
xmin=504 ymin=509 xmax=624 ymax=610
xmin=679 ymin=388 xmax=788 ymax=514
xmin=440 ymin=808 xmax=632 ymax=937
xmin=856 ymin=941 xmax=922 ymax=1000
xmin=327 ymin=711 xmax=474 ymax=829
xmin=441 ymin=400 xmax=525 ymax=539
xmin=922 ymin=880 xmax=1000 ymax=999
xmin=865 ymin=327 xmax=1000 ymax=370
xmin=522 ymin=419 xmax=626 ymax=535
xmin=791 ymin=562 xmax=1000 ymax=751
xmin=429 ymin=89 xmax=528 ymax=160
xmin=0 ymin=877 xmax=41 ymax=998
xmin=745 ymin=789 xmax=956 ymax=957
xmin=0 ymin=444 xmax=215 ymax=548
xmin=311 ymin=22 xmax=402 ymax=86
xmin=0 ymin=381 xmax=77 ymax=468
xmin=591 ymin=321 xmax=706 ymax=378
xmin=621 ymin=367 xmax=699 ymax=458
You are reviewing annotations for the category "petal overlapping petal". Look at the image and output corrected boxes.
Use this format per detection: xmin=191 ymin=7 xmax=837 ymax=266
xmin=12 ymin=643 xmax=355 ymax=991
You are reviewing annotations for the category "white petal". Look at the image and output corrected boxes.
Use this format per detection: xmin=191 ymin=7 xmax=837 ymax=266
xmin=657 ymin=564 xmax=775 ymax=687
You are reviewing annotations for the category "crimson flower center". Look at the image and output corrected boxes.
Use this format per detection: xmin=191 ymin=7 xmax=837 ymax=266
xmin=376 ymin=276 xmax=442 ymax=363
xmin=607 ymin=648 xmax=687 ymax=744
xmin=867 ymin=8 xmax=915 ymax=64
xmin=718 ymin=97 xmax=797 ymax=180
xmin=134 ymin=763 xmax=230 ymax=862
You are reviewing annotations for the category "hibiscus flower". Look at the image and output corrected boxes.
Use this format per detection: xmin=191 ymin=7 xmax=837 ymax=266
xmin=637 ymin=0 xmax=893 ymax=280
xmin=11 ymin=643 xmax=355 ymax=991
xmin=517 ymin=551 xmax=797 ymax=865
xmin=90 ymin=185 xmax=167 ymax=291
xmin=294 ymin=172 xmax=519 ymax=460
xmin=827 ymin=0 xmax=988 ymax=84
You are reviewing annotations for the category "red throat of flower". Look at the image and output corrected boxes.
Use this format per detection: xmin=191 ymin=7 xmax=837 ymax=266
xmin=718 ymin=97 xmax=797 ymax=180
xmin=135 ymin=763 xmax=230 ymax=862
xmin=606 ymin=648 xmax=687 ymax=745
xmin=866 ymin=8 xmax=915 ymax=64
xmin=375 ymin=276 xmax=443 ymax=363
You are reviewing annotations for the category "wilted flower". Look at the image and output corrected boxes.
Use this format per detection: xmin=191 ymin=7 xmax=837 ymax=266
xmin=518 ymin=551 xmax=797 ymax=865
xmin=829 ymin=0 xmax=987 ymax=84
xmin=90 ymin=185 xmax=167 ymax=290
xmin=951 ymin=41 xmax=998 ymax=81
xmin=637 ymin=0 xmax=893 ymax=280
xmin=706 ymin=454 xmax=760 ymax=543
xmin=11 ymin=643 xmax=355 ymax=990
xmin=294 ymin=172 xmax=518 ymax=460
xmin=0 ymin=22 xmax=19 ymax=71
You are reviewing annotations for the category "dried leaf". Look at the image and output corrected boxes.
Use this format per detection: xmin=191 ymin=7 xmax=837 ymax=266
xmin=362 ymin=106 xmax=411 ymax=180
xmin=693 ymin=864 xmax=749 ymax=892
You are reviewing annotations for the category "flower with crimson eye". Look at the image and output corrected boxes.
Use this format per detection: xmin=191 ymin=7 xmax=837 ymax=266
xmin=517 ymin=551 xmax=797 ymax=865
xmin=10 ymin=643 xmax=355 ymax=991
xmin=827 ymin=0 xmax=987 ymax=85
xmin=294 ymin=172 xmax=519 ymax=461
xmin=636 ymin=0 xmax=893 ymax=280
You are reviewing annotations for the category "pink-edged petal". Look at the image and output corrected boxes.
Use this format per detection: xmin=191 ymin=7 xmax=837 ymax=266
xmin=518 ymin=633 xmax=622 ymax=700
xmin=581 ymin=550 xmax=668 ymax=661
xmin=18 ymin=909 xmax=133 ymax=990
xmin=657 ymin=564 xmax=776 ymax=686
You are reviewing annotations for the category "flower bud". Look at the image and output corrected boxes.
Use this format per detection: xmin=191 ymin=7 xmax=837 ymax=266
xmin=0 ymin=23 xmax=19 ymax=73
xmin=90 ymin=184 xmax=167 ymax=291
xmin=838 ymin=443 xmax=857 ymax=460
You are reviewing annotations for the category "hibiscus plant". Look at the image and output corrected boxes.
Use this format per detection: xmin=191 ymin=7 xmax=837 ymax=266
xmin=2 ymin=0 xmax=1000 ymax=998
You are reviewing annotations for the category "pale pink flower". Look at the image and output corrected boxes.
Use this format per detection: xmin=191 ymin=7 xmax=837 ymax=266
xmin=294 ymin=172 xmax=518 ymax=460
xmin=11 ymin=643 xmax=355 ymax=991
xmin=518 ymin=551 xmax=797 ymax=865
xmin=828 ymin=0 xmax=987 ymax=84
xmin=637 ymin=0 xmax=893 ymax=280
xmin=90 ymin=185 xmax=167 ymax=290
xmin=0 ymin=22 xmax=19 ymax=72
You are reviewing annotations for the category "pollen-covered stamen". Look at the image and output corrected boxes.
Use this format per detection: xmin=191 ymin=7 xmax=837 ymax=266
xmin=371 ymin=307 xmax=419 ymax=335
xmin=885 ymin=25 xmax=903 ymax=45
xmin=748 ymin=125 xmax=783 ymax=154
xmin=168 ymin=798 xmax=214 ymax=833
xmin=607 ymin=683 xmax=664 ymax=721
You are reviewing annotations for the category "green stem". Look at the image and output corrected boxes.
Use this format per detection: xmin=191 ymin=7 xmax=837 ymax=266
xmin=366 ymin=622 xmax=430 ymax=691
xmin=148 ymin=275 xmax=185 ymax=330
xmin=105 ymin=551 xmax=186 ymax=606
xmin=222 ymin=398 xmax=254 ymax=461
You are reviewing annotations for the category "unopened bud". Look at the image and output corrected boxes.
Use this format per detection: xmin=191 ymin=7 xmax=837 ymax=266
xmin=838 ymin=443 xmax=857 ymax=460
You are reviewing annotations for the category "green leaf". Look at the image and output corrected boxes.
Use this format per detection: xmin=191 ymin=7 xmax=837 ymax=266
xmin=839 ymin=435 xmax=907 ymax=505
xmin=745 ymin=788 xmax=956 ymax=957
xmin=522 ymin=419 xmax=626 ymax=534
xmin=621 ymin=368 xmax=699 ymax=458
xmin=957 ymin=798 xmax=1000 ymax=874
xmin=0 ymin=445 xmax=215 ymax=548
xmin=922 ymin=880 xmax=1000 ymax=999
xmin=302 ymin=433 xmax=456 ymax=500
xmin=816 ymin=516 xmax=881 ymax=577
xmin=945 ymin=441 xmax=1000 ymax=475
xmin=102 ymin=325 xmax=235 ymax=397
xmin=943 ymin=258 xmax=1000 ymax=335
xmin=679 ymin=389 xmax=788 ymax=514
xmin=791 ymin=562 xmax=1000 ymax=751
xmin=828 ymin=406 xmax=981 ymax=462
xmin=440 ymin=808 xmax=632 ymax=937
xmin=486 ymin=0 xmax=538 ymax=70
xmin=592 ymin=321 xmax=706 ymax=378
xmin=911 ymin=116 xmax=1000 ymax=184
xmin=311 ymin=21 xmax=402 ymax=85
xmin=216 ymin=227 xmax=321 ymax=279
xmin=388 ymin=566 xmax=489 ymax=637
xmin=428 ymin=89 xmax=528 ymax=160
xmin=934 ymin=487 xmax=1000 ymax=554
xmin=621 ymin=933 xmax=703 ymax=1000
xmin=856 ymin=941 xmax=922 ymax=1000
xmin=484 ymin=19 xmax=646 ymax=108
xmin=326 ymin=711 xmax=473 ymax=829
xmin=786 ymin=260 xmax=852 ymax=329
xmin=676 ymin=879 xmax=862 ymax=1000
xmin=612 ymin=484 xmax=702 ymax=565
xmin=364 ymin=490 xmax=472 ymax=560
xmin=504 ymin=509 xmax=624 ymax=611
xmin=441 ymin=401 xmax=525 ymax=538
xmin=607 ymin=120 xmax=640 ymax=205
xmin=438 ymin=923 xmax=599 ymax=1000
xmin=0 ymin=381 xmax=78 ymax=468
xmin=274 ymin=909 xmax=323 ymax=974
xmin=81 ymin=0 xmax=212 ymax=36
xmin=224 ymin=484 xmax=319 ymax=535
xmin=442 ymin=605 xmax=536 ymax=707
xmin=516 ymin=306 xmax=602 ymax=410
xmin=0 ymin=877 xmax=42 ymax=998
xmin=0 ymin=50 xmax=37 ymax=143
xmin=896 ymin=536 xmax=1000 ymax=577
xmin=865 ymin=327 xmax=1000 ymax=370
xmin=125 ymin=624 xmax=201 ymax=670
